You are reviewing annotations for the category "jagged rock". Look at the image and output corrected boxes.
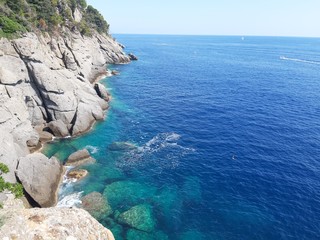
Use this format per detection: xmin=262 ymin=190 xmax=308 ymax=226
xmin=81 ymin=192 xmax=113 ymax=219
xmin=65 ymin=149 xmax=95 ymax=166
xmin=117 ymin=204 xmax=156 ymax=232
xmin=48 ymin=119 xmax=70 ymax=137
xmin=128 ymin=53 xmax=138 ymax=61
xmin=94 ymin=82 xmax=110 ymax=101
xmin=67 ymin=169 xmax=88 ymax=181
xmin=111 ymin=70 xmax=120 ymax=75
xmin=0 ymin=194 xmax=115 ymax=240
xmin=16 ymin=153 xmax=63 ymax=207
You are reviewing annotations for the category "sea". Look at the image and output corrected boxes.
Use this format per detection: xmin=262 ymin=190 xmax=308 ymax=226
xmin=43 ymin=35 xmax=320 ymax=240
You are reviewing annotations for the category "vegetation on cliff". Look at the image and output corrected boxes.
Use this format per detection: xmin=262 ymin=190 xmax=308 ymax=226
xmin=0 ymin=163 xmax=23 ymax=199
xmin=0 ymin=0 xmax=109 ymax=38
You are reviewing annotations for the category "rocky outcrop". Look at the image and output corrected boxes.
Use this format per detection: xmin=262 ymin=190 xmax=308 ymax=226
xmin=15 ymin=153 xmax=64 ymax=207
xmin=65 ymin=148 xmax=95 ymax=166
xmin=0 ymin=194 xmax=115 ymax=240
xmin=128 ymin=53 xmax=138 ymax=61
xmin=81 ymin=192 xmax=113 ymax=220
xmin=0 ymin=28 xmax=130 ymax=185
xmin=67 ymin=169 xmax=88 ymax=181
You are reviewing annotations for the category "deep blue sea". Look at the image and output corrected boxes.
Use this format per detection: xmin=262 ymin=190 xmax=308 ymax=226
xmin=44 ymin=35 xmax=320 ymax=239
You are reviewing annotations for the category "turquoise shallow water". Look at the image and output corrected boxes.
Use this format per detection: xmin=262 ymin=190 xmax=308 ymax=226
xmin=44 ymin=35 xmax=320 ymax=239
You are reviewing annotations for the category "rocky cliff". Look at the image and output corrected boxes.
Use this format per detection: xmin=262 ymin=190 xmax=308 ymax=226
xmin=0 ymin=0 xmax=131 ymax=210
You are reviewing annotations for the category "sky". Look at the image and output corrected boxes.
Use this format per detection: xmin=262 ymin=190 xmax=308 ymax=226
xmin=87 ymin=0 xmax=320 ymax=37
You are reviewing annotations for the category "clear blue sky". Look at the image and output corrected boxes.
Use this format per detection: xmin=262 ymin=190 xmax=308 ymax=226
xmin=87 ymin=0 xmax=320 ymax=37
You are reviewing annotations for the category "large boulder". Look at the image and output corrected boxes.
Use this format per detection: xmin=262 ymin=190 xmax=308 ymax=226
xmin=0 ymin=194 xmax=115 ymax=240
xmin=65 ymin=149 xmax=95 ymax=166
xmin=117 ymin=204 xmax=156 ymax=232
xmin=15 ymin=153 xmax=63 ymax=207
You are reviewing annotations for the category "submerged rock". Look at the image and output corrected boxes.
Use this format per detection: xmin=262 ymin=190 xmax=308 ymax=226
xmin=103 ymin=181 xmax=157 ymax=209
xmin=126 ymin=229 xmax=169 ymax=240
xmin=117 ymin=204 xmax=156 ymax=232
xmin=0 ymin=194 xmax=115 ymax=240
xmin=65 ymin=149 xmax=96 ymax=167
xmin=15 ymin=153 xmax=63 ymax=207
xmin=107 ymin=142 xmax=137 ymax=151
xmin=81 ymin=192 xmax=113 ymax=219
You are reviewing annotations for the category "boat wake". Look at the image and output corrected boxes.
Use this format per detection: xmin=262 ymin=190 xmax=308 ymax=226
xmin=280 ymin=56 xmax=320 ymax=65
xmin=117 ymin=132 xmax=195 ymax=169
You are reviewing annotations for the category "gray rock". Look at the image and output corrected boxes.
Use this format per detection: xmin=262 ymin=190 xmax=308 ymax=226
xmin=48 ymin=119 xmax=70 ymax=137
xmin=65 ymin=149 xmax=95 ymax=167
xmin=94 ymin=83 xmax=110 ymax=101
xmin=16 ymin=153 xmax=63 ymax=207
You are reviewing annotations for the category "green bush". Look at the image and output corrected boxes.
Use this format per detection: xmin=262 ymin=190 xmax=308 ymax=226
xmin=0 ymin=163 xmax=24 ymax=199
xmin=0 ymin=16 xmax=26 ymax=33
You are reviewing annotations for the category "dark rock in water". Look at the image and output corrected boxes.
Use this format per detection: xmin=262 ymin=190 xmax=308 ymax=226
xmin=126 ymin=229 xmax=169 ymax=240
xmin=65 ymin=149 xmax=95 ymax=167
xmin=117 ymin=204 xmax=156 ymax=232
xmin=111 ymin=70 xmax=120 ymax=75
xmin=81 ymin=192 xmax=113 ymax=219
xmin=66 ymin=169 xmax=88 ymax=181
xmin=128 ymin=53 xmax=138 ymax=61
xmin=108 ymin=142 xmax=136 ymax=151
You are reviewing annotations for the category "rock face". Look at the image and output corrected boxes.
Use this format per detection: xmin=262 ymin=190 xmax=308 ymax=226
xmin=15 ymin=153 xmax=63 ymax=207
xmin=0 ymin=194 xmax=115 ymax=240
xmin=67 ymin=169 xmax=88 ymax=181
xmin=0 ymin=28 xmax=130 ymax=184
xmin=65 ymin=149 xmax=95 ymax=166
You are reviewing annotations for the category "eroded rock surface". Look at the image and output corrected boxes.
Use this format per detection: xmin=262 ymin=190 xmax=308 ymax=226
xmin=0 ymin=194 xmax=115 ymax=240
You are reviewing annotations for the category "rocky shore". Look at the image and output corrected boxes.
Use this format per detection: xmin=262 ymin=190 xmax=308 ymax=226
xmin=0 ymin=5 xmax=131 ymax=237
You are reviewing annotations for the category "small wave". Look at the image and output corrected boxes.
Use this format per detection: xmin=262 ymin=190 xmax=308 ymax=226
xmin=280 ymin=56 xmax=320 ymax=65
xmin=57 ymin=191 xmax=83 ymax=208
xmin=86 ymin=145 xmax=99 ymax=154
xmin=118 ymin=132 xmax=195 ymax=169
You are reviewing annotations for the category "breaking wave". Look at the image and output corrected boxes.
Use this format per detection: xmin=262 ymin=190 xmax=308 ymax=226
xmin=57 ymin=191 xmax=83 ymax=208
xmin=86 ymin=145 xmax=99 ymax=154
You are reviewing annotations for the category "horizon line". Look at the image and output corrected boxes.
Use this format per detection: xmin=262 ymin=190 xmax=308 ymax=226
xmin=110 ymin=33 xmax=320 ymax=39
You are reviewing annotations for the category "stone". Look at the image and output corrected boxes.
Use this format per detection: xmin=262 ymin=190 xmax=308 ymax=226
xmin=117 ymin=204 xmax=156 ymax=232
xmin=111 ymin=70 xmax=120 ymax=75
xmin=38 ymin=130 xmax=53 ymax=142
xmin=94 ymin=83 xmax=110 ymax=101
xmin=65 ymin=149 xmax=95 ymax=167
xmin=48 ymin=119 xmax=70 ymax=137
xmin=128 ymin=53 xmax=138 ymax=61
xmin=66 ymin=169 xmax=88 ymax=181
xmin=81 ymin=192 xmax=113 ymax=219
xmin=0 ymin=195 xmax=115 ymax=240
xmin=15 ymin=153 xmax=63 ymax=207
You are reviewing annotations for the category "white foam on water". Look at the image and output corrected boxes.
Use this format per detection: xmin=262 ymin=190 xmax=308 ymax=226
xmin=85 ymin=145 xmax=99 ymax=154
xmin=57 ymin=191 xmax=83 ymax=208
xmin=280 ymin=56 xmax=320 ymax=65
xmin=118 ymin=132 xmax=195 ymax=169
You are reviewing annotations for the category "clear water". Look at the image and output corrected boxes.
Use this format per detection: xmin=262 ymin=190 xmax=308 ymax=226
xmin=43 ymin=35 xmax=320 ymax=239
